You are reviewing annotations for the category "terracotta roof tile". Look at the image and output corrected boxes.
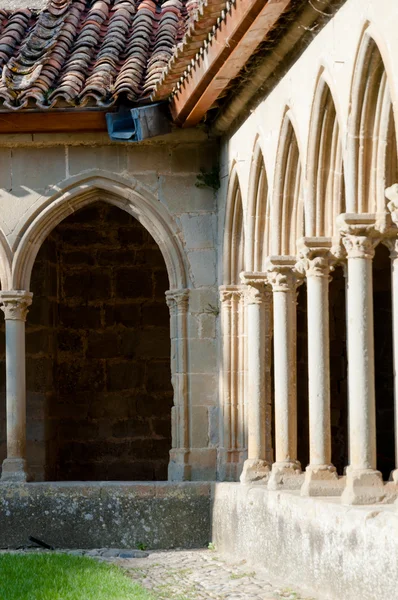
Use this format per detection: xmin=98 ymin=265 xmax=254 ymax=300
xmin=0 ymin=0 xmax=189 ymax=109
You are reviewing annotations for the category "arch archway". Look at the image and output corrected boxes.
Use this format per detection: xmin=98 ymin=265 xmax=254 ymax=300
xmin=246 ymin=140 xmax=270 ymax=272
xmin=307 ymin=75 xmax=345 ymax=237
xmin=9 ymin=173 xmax=190 ymax=481
xmin=219 ymin=166 xmax=247 ymax=480
xmin=271 ymin=112 xmax=304 ymax=255
xmin=347 ymin=31 xmax=398 ymax=213
xmin=11 ymin=171 xmax=188 ymax=293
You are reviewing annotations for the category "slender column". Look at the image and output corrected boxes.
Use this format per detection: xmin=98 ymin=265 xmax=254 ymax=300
xmin=218 ymin=285 xmax=243 ymax=480
xmin=266 ymin=257 xmax=303 ymax=490
xmin=0 ymin=291 xmax=32 ymax=482
xmin=239 ymin=273 xmax=271 ymax=483
xmin=338 ymin=216 xmax=385 ymax=505
xmin=166 ymin=289 xmax=190 ymax=481
xmin=297 ymin=238 xmax=341 ymax=496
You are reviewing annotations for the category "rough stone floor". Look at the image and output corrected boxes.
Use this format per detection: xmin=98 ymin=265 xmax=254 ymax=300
xmin=115 ymin=549 xmax=317 ymax=600
xmin=1 ymin=548 xmax=317 ymax=599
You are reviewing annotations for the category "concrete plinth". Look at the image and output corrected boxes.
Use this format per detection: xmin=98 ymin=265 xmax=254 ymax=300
xmin=301 ymin=465 xmax=343 ymax=497
xmin=268 ymin=461 xmax=303 ymax=490
xmin=0 ymin=458 xmax=28 ymax=482
xmin=240 ymin=459 xmax=270 ymax=484
xmin=341 ymin=468 xmax=385 ymax=505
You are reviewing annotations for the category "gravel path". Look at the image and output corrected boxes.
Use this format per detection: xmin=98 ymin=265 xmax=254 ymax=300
xmin=115 ymin=549 xmax=318 ymax=600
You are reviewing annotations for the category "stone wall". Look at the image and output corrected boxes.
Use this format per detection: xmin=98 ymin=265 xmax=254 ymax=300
xmin=0 ymin=133 xmax=220 ymax=482
xmin=27 ymin=202 xmax=173 ymax=482
xmin=0 ymin=482 xmax=211 ymax=549
xmin=212 ymin=483 xmax=398 ymax=600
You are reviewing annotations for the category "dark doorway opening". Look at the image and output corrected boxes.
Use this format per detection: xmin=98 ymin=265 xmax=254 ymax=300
xmin=27 ymin=202 xmax=173 ymax=482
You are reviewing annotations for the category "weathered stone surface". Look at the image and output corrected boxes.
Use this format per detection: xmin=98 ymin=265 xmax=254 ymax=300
xmin=0 ymin=482 xmax=211 ymax=550
xmin=212 ymin=483 xmax=398 ymax=600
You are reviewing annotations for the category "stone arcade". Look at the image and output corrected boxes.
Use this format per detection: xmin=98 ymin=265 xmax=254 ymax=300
xmin=0 ymin=0 xmax=398 ymax=598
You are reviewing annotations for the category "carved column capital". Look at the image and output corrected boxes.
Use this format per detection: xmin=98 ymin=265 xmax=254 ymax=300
xmin=265 ymin=257 xmax=303 ymax=292
xmin=240 ymin=272 xmax=271 ymax=305
xmin=165 ymin=289 xmax=189 ymax=313
xmin=0 ymin=291 xmax=33 ymax=321
xmin=297 ymin=237 xmax=333 ymax=278
xmin=219 ymin=285 xmax=242 ymax=308
xmin=336 ymin=214 xmax=381 ymax=260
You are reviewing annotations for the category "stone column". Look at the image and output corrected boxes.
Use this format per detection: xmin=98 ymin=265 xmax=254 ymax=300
xmin=266 ymin=257 xmax=303 ymax=490
xmin=218 ymin=285 xmax=245 ymax=481
xmin=297 ymin=238 xmax=341 ymax=496
xmin=0 ymin=291 xmax=32 ymax=482
xmin=338 ymin=215 xmax=385 ymax=504
xmin=239 ymin=273 xmax=272 ymax=483
xmin=166 ymin=289 xmax=191 ymax=481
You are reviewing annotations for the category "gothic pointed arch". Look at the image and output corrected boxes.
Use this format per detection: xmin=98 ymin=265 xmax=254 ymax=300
xmin=272 ymin=111 xmax=304 ymax=255
xmin=223 ymin=164 xmax=245 ymax=284
xmin=11 ymin=171 xmax=189 ymax=292
xmin=307 ymin=74 xmax=345 ymax=237
xmin=246 ymin=138 xmax=270 ymax=271
xmin=347 ymin=30 xmax=398 ymax=213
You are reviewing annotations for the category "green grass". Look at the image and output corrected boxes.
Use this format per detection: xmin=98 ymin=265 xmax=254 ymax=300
xmin=0 ymin=553 xmax=155 ymax=600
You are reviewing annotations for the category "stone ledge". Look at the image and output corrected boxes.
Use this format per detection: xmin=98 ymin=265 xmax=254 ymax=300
xmin=0 ymin=482 xmax=211 ymax=550
xmin=211 ymin=483 xmax=398 ymax=600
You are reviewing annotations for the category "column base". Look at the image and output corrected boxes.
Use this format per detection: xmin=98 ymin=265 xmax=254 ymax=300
xmin=341 ymin=468 xmax=385 ymax=505
xmin=1 ymin=458 xmax=28 ymax=483
xmin=217 ymin=449 xmax=247 ymax=482
xmin=168 ymin=449 xmax=192 ymax=481
xmin=240 ymin=459 xmax=271 ymax=484
xmin=300 ymin=465 xmax=343 ymax=497
xmin=268 ymin=461 xmax=303 ymax=490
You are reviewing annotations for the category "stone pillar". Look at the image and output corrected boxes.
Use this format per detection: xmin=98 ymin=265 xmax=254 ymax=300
xmin=297 ymin=239 xmax=341 ymax=496
xmin=239 ymin=273 xmax=272 ymax=483
xmin=266 ymin=257 xmax=303 ymax=490
xmin=0 ymin=291 xmax=32 ymax=482
xmin=338 ymin=216 xmax=385 ymax=505
xmin=218 ymin=286 xmax=246 ymax=481
xmin=166 ymin=289 xmax=191 ymax=481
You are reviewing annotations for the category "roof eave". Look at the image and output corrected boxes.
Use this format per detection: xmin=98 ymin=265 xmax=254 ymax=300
xmin=158 ymin=0 xmax=293 ymax=128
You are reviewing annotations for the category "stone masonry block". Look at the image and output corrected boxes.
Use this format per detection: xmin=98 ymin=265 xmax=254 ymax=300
xmin=190 ymin=406 xmax=209 ymax=448
xmin=159 ymin=175 xmax=215 ymax=214
xmin=0 ymin=149 xmax=11 ymax=190
xmin=11 ymin=147 xmax=66 ymax=191
xmin=127 ymin=145 xmax=171 ymax=173
xmin=189 ymin=339 xmax=218 ymax=374
xmin=180 ymin=214 xmax=216 ymax=250
xmin=68 ymin=146 xmax=127 ymax=175
xmin=187 ymin=250 xmax=217 ymax=287
xmin=189 ymin=373 xmax=218 ymax=406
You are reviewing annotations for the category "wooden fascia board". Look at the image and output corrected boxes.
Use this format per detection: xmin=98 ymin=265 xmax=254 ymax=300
xmin=0 ymin=110 xmax=107 ymax=134
xmin=170 ymin=0 xmax=292 ymax=126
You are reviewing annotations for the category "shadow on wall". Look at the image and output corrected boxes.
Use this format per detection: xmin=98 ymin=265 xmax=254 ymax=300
xmin=25 ymin=201 xmax=173 ymax=482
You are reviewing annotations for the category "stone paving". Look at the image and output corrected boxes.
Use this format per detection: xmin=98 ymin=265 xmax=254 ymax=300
xmin=115 ymin=549 xmax=318 ymax=600
xmin=0 ymin=547 xmax=318 ymax=599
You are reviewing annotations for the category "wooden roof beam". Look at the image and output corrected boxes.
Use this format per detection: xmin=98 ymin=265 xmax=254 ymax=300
xmin=170 ymin=0 xmax=292 ymax=127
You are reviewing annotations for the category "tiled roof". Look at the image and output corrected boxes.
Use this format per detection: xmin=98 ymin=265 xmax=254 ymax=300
xmin=0 ymin=0 xmax=196 ymax=110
